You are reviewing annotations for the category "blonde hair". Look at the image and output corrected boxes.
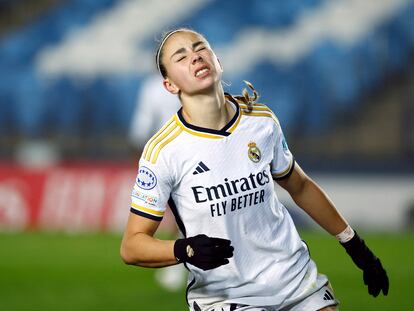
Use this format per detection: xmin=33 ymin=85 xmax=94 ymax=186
xmin=227 ymin=80 xmax=259 ymax=112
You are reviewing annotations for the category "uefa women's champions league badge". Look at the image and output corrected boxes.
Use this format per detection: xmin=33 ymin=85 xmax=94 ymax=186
xmin=247 ymin=141 xmax=261 ymax=163
xmin=281 ymin=133 xmax=289 ymax=152
xmin=136 ymin=166 xmax=157 ymax=190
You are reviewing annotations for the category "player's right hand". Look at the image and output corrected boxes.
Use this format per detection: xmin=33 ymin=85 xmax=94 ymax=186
xmin=174 ymin=234 xmax=234 ymax=271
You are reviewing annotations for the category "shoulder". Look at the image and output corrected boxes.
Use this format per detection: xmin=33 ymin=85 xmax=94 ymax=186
xmin=229 ymin=96 xmax=280 ymax=127
xmin=141 ymin=115 xmax=184 ymax=164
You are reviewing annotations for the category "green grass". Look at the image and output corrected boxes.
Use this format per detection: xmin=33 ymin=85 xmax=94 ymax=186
xmin=301 ymin=231 xmax=414 ymax=311
xmin=0 ymin=231 xmax=412 ymax=310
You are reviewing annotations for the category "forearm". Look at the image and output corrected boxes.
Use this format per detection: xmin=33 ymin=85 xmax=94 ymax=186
xmin=296 ymin=179 xmax=389 ymax=297
xmin=290 ymin=178 xmax=348 ymax=235
xmin=279 ymin=165 xmax=389 ymax=297
xmin=120 ymin=233 xmax=177 ymax=268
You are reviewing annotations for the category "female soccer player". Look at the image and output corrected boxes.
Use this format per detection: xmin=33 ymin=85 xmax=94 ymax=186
xmin=120 ymin=28 xmax=388 ymax=311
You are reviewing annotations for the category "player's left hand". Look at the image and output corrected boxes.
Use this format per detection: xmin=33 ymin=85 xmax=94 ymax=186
xmin=362 ymin=256 xmax=389 ymax=297
xmin=340 ymin=232 xmax=389 ymax=297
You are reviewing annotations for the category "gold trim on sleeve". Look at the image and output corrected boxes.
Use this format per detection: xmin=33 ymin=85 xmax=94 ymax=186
xmin=131 ymin=203 xmax=164 ymax=217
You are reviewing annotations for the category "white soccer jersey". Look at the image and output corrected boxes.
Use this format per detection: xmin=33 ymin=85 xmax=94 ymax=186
xmin=130 ymin=95 xmax=327 ymax=309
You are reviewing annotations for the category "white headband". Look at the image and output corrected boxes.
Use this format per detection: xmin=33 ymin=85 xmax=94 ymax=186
xmin=156 ymin=30 xmax=181 ymax=75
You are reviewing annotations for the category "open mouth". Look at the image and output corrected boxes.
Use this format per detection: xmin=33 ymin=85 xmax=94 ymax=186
xmin=195 ymin=66 xmax=210 ymax=77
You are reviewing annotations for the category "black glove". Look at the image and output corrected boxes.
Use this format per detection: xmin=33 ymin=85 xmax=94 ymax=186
xmin=340 ymin=231 xmax=389 ymax=297
xmin=174 ymin=234 xmax=234 ymax=271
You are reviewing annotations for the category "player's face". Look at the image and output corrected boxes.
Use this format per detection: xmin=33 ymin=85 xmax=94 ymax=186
xmin=161 ymin=31 xmax=223 ymax=96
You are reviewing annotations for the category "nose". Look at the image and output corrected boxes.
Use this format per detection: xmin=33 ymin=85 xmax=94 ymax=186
xmin=191 ymin=53 xmax=203 ymax=65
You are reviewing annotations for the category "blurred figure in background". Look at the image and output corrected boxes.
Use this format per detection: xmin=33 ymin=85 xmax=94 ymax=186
xmin=129 ymin=74 xmax=181 ymax=156
xmin=128 ymin=73 xmax=186 ymax=292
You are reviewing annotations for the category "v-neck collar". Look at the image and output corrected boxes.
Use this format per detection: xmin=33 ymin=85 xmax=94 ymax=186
xmin=174 ymin=94 xmax=241 ymax=139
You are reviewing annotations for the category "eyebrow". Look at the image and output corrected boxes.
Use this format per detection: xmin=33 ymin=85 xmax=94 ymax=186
xmin=170 ymin=41 xmax=205 ymax=59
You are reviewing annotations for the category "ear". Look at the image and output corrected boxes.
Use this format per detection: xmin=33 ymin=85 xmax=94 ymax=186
xmin=163 ymin=78 xmax=180 ymax=94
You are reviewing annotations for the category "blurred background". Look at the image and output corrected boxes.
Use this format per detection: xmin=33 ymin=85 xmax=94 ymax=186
xmin=0 ymin=0 xmax=414 ymax=310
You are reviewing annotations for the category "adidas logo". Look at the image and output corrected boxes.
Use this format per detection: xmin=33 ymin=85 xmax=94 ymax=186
xmin=193 ymin=161 xmax=210 ymax=175
xmin=193 ymin=301 xmax=201 ymax=311
xmin=323 ymin=289 xmax=334 ymax=301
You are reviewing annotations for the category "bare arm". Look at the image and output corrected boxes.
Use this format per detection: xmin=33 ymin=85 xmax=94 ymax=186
xmin=120 ymin=212 xmax=177 ymax=268
xmin=277 ymin=162 xmax=390 ymax=296
xmin=277 ymin=163 xmax=348 ymax=235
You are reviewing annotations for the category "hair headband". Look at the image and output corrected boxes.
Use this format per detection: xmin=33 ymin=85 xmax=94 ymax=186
xmin=156 ymin=30 xmax=181 ymax=75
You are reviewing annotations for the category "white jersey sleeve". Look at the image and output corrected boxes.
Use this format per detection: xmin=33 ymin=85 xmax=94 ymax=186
xmin=130 ymin=156 xmax=172 ymax=221
xmin=271 ymin=121 xmax=295 ymax=180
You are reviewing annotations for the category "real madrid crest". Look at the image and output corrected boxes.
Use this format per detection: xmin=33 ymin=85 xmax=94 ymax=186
xmin=247 ymin=141 xmax=261 ymax=163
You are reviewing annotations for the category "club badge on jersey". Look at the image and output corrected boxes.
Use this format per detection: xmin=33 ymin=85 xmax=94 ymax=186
xmin=247 ymin=141 xmax=261 ymax=163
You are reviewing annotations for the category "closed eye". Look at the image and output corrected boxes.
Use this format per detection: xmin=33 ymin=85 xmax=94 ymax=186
xmin=176 ymin=55 xmax=186 ymax=62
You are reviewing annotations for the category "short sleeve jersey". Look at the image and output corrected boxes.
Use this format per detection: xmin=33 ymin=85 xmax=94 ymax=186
xmin=130 ymin=97 xmax=326 ymax=309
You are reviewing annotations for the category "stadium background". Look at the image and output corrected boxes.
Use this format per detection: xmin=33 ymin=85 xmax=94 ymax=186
xmin=0 ymin=0 xmax=413 ymax=310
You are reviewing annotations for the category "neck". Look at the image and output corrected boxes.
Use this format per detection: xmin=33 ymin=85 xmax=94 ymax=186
xmin=180 ymin=84 xmax=234 ymax=130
